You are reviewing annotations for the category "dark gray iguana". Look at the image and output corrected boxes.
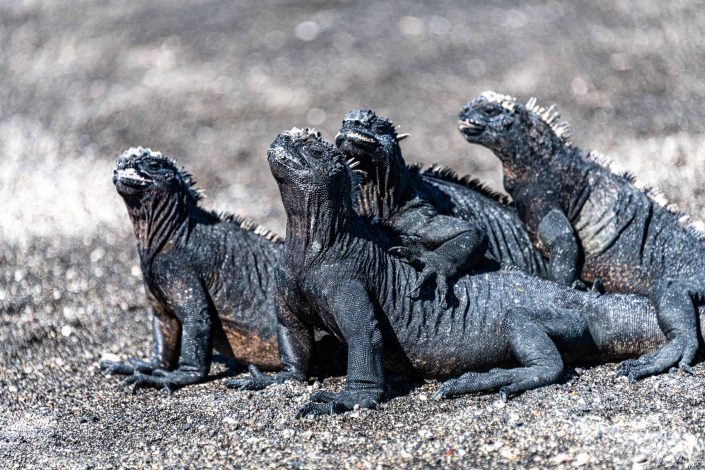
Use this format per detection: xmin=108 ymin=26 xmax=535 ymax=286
xmin=458 ymin=91 xmax=705 ymax=380
xmin=101 ymin=147 xmax=340 ymax=392
xmin=230 ymin=128 xmax=697 ymax=417
xmin=335 ymin=109 xmax=549 ymax=306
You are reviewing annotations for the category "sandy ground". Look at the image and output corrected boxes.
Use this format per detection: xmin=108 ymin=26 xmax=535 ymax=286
xmin=2 ymin=0 xmax=705 ymax=467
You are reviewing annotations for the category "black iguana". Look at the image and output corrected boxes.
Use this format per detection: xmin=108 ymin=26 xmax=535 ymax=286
xmin=101 ymin=147 xmax=340 ymax=392
xmin=335 ymin=109 xmax=550 ymax=306
xmin=229 ymin=129 xmax=695 ymax=417
xmin=458 ymin=91 xmax=705 ymax=380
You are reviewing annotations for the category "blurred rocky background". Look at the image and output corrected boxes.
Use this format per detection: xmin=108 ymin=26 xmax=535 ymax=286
xmin=2 ymin=1 xmax=705 ymax=467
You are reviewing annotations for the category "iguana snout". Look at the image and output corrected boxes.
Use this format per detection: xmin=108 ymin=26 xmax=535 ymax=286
xmin=458 ymin=91 xmax=519 ymax=150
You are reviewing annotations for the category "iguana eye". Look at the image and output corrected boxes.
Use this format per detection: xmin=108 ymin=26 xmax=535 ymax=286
xmin=374 ymin=122 xmax=388 ymax=133
xmin=146 ymin=161 xmax=162 ymax=171
xmin=307 ymin=146 xmax=324 ymax=159
xmin=484 ymin=107 xmax=500 ymax=117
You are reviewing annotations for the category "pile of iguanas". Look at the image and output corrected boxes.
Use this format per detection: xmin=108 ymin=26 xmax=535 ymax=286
xmin=103 ymin=92 xmax=705 ymax=417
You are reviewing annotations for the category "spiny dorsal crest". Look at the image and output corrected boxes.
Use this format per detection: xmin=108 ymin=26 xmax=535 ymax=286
xmin=585 ymin=150 xmax=703 ymax=237
xmin=413 ymin=163 xmax=511 ymax=205
xmin=524 ymin=96 xmax=573 ymax=144
xmin=480 ymin=91 xmax=519 ymax=112
xmin=284 ymin=127 xmax=322 ymax=142
xmin=120 ymin=146 xmax=204 ymax=201
xmin=223 ymin=214 xmax=283 ymax=243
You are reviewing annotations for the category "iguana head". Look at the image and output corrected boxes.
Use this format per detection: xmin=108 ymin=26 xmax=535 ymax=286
xmin=113 ymin=147 xmax=200 ymax=206
xmin=458 ymin=91 xmax=572 ymax=161
xmin=335 ymin=109 xmax=410 ymax=220
xmin=268 ymin=127 xmax=353 ymax=201
xmin=268 ymin=128 xmax=356 ymax=249
xmin=113 ymin=147 xmax=202 ymax=252
xmin=335 ymin=109 xmax=408 ymax=175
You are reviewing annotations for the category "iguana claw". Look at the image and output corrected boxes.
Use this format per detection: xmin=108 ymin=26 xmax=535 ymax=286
xmin=296 ymin=389 xmax=380 ymax=418
xmin=120 ymin=368 xmax=203 ymax=394
xmin=100 ymin=357 xmax=163 ymax=376
xmin=226 ymin=365 xmax=302 ymax=391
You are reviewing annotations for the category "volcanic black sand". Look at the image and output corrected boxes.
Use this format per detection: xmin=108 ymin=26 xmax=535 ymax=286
xmin=2 ymin=1 xmax=705 ymax=467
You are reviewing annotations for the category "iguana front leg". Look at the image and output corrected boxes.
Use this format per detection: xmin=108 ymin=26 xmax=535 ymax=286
xmin=100 ymin=293 xmax=181 ymax=376
xmin=389 ymin=210 xmax=488 ymax=308
xmin=538 ymin=209 xmax=581 ymax=286
xmin=297 ymin=282 xmax=384 ymax=418
xmin=122 ymin=271 xmax=213 ymax=393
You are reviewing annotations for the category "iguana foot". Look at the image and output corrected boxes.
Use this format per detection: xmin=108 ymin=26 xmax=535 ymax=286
xmin=433 ymin=371 xmax=500 ymax=400
xmin=295 ymin=389 xmax=381 ymax=418
xmin=121 ymin=368 xmax=204 ymax=394
xmin=100 ymin=357 xmax=163 ymax=376
xmin=434 ymin=365 xmax=561 ymax=401
xmin=617 ymin=337 xmax=697 ymax=381
xmin=225 ymin=365 xmax=302 ymax=391
xmin=388 ymin=244 xmax=454 ymax=308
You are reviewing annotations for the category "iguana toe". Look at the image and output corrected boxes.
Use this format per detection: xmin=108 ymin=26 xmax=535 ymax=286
xmin=309 ymin=390 xmax=338 ymax=403
xmin=433 ymin=379 xmax=458 ymax=400
xmin=100 ymin=360 xmax=136 ymax=376
xmin=122 ymin=374 xmax=175 ymax=394
xmin=296 ymin=402 xmax=335 ymax=418
xmin=296 ymin=390 xmax=380 ymax=418
xmin=225 ymin=375 xmax=274 ymax=391
xmin=121 ymin=369 xmax=203 ymax=394
xmin=618 ymin=337 xmax=696 ymax=381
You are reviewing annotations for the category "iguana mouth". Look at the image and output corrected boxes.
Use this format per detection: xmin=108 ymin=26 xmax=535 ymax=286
xmin=115 ymin=167 xmax=152 ymax=188
xmin=458 ymin=119 xmax=485 ymax=136
xmin=335 ymin=130 xmax=380 ymax=150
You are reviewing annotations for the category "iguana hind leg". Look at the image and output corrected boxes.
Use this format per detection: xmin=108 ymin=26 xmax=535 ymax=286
xmin=434 ymin=307 xmax=582 ymax=400
xmin=617 ymin=278 xmax=701 ymax=380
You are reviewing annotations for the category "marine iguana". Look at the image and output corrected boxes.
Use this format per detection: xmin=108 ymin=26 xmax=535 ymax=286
xmin=336 ymin=110 xmax=487 ymax=306
xmin=230 ymin=128 xmax=695 ymax=417
xmin=102 ymin=147 xmax=340 ymax=392
xmin=458 ymin=91 xmax=705 ymax=380
xmin=335 ymin=109 xmax=550 ymax=305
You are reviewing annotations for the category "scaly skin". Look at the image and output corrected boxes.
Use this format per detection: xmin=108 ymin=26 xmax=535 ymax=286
xmin=102 ymin=147 xmax=341 ymax=393
xmin=335 ymin=110 xmax=487 ymax=307
xmin=459 ymin=91 xmax=705 ymax=380
xmin=233 ymin=129 xmax=692 ymax=418
xmin=335 ymin=110 xmax=550 ymax=306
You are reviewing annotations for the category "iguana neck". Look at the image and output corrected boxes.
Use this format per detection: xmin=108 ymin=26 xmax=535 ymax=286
xmin=126 ymin=193 xmax=193 ymax=261
xmin=282 ymin=185 xmax=354 ymax=268
xmin=356 ymin=147 xmax=412 ymax=221
xmin=495 ymin=123 xmax=571 ymax=190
